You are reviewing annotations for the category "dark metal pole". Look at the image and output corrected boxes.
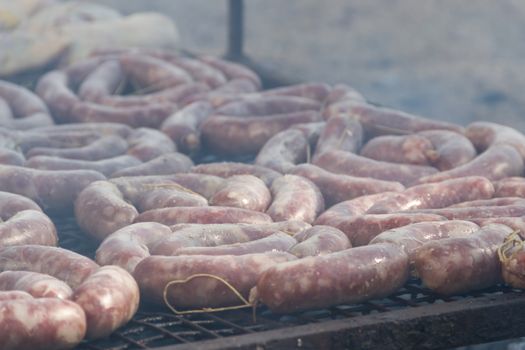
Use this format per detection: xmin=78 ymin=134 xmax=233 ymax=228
xmin=227 ymin=0 xmax=244 ymax=59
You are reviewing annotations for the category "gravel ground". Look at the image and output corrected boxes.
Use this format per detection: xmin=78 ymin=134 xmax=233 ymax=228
xmin=97 ymin=0 xmax=525 ymax=130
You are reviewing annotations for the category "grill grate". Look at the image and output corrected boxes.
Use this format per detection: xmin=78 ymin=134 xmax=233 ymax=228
xmin=53 ymin=217 xmax=525 ymax=350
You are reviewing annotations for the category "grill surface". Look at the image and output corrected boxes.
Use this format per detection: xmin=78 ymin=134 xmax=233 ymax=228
xmin=55 ymin=217 xmax=525 ymax=350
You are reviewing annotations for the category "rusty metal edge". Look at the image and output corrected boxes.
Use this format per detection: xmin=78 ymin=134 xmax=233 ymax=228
xmin=151 ymin=292 xmax=525 ymax=350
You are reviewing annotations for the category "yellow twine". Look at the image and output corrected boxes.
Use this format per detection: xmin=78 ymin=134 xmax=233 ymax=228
xmin=498 ymin=230 xmax=524 ymax=264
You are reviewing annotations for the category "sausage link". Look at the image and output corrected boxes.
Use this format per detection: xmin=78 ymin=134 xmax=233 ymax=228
xmin=0 ymin=210 xmax=57 ymax=247
xmin=291 ymin=164 xmax=405 ymax=207
xmin=414 ymin=224 xmax=513 ymax=294
xmin=134 ymin=252 xmax=295 ymax=308
xmin=110 ymin=153 xmax=194 ymax=178
xmin=126 ymin=127 xmax=177 ymax=161
xmin=215 ymin=96 xmax=321 ymax=116
xmin=267 ymin=175 xmax=325 ymax=224
xmin=191 ymin=162 xmax=281 ymax=187
xmin=466 ymin=121 xmax=525 ymax=160
xmin=314 ymin=114 xmax=364 ymax=157
xmin=360 ymin=134 xmax=436 ymax=166
xmin=406 ymin=205 xmax=525 ymax=220
xmin=417 ymin=130 xmax=476 ymax=170
xmin=210 ymin=175 xmax=271 ymax=212
xmin=494 ymin=177 xmax=525 ymax=198
xmin=262 ymin=83 xmax=331 ymax=102
xmin=78 ymin=59 xmax=125 ymax=101
xmin=0 ymin=271 xmax=72 ymax=299
xmin=289 ymin=225 xmax=351 ymax=257
xmin=199 ymin=55 xmax=262 ymax=89
xmin=367 ymin=176 xmax=494 ymax=214
xmin=449 ymin=197 xmax=525 ymax=208
xmin=313 ymin=149 xmax=438 ymax=186
xmin=252 ymin=243 xmax=408 ymax=313
xmin=255 ymin=129 xmax=308 ymax=173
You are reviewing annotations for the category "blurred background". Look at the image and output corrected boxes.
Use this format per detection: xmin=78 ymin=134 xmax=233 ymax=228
xmin=94 ymin=0 xmax=525 ymax=130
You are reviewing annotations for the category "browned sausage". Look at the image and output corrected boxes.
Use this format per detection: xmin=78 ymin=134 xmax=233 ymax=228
xmin=210 ymin=175 xmax=271 ymax=212
xmin=252 ymin=243 xmax=408 ymax=313
xmin=313 ymin=149 xmax=438 ymax=186
xmin=289 ymin=225 xmax=351 ymax=257
xmin=366 ymin=176 xmax=494 ymax=214
xmin=266 ymin=175 xmax=325 ymax=224
xmin=414 ymin=224 xmax=513 ymax=295
xmin=134 ymin=252 xmax=295 ymax=308
xmin=290 ymin=164 xmax=405 ymax=207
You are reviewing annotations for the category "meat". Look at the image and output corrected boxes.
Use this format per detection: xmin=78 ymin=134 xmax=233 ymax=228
xmin=313 ymin=149 xmax=438 ymax=186
xmin=254 ymin=129 xmax=308 ymax=173
xmin=290 ymin=164 xmax=405 ymax=207
xmin=73 ymin=266 xmax=140 ymax=339
xmin=418 ymin=145 xmax=524 ymax=183
xmin=266 ymin=175 xmax=325 ymax=224
xmin=366 ymin=176 xmax=494 ymax=214
xmin=465 ymin=121 xmax=525 ymax=160
xmin=417 ymin=130 xmax=477 ymax=170
xmin=261 ymin=83 xmax=331 ymax=102
xmin=406 ymin=205 xmax=525 ymax=220
xmin=414 ymin=224 xmax=513 ymax=295
xmin=0 ymin=296 xmax=86 ymax=350
xmin=110 ymin=153 xmax=194 ymax=177
xmin=251 ymin=243 xmax=409 ymax=313
xmin=334 ymin=213 xmax=446 ymax=246
xmin=0 ymin=210 xmax=58 ymax=247
xmin=209 ymin=175 xmax=271 ymax=212
xmin=494 ymin=177 xmax=525 ymax=198
xmin=313 ymin=114 xmax=363 ymax=157
xmin=360 ymin=134 xmax=436 ymax=166
xmin=191 ymin=162 xmax=281 ymax=187
xmin=289 ymin=225 xmax=351 ymax=257
xmin=135 ymin=206 xmax=273 ymax=226
xmin=0 ymin=271 xmax=73 ymax=299
xmin=134 ymin=252 xmax=295 ymax=308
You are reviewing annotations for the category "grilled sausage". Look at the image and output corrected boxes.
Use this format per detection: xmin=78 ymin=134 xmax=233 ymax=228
xmin=215 ymin=95 xmax=321 ymax=116
xmin=314 ymin=114 xmax=364 ymax=157
xmin=191 ymin=162 xmax=281 ymax=187
xmin=209 ymin=175 xmax=271 ymax=212
xmin=252 ymin=243 xmax=409 ymax=313
xmin=417 ymin=130 xmax=477 ymax=170
xmin=0 ymin=210 xmax=57 ymax=247
xmin=289 ymin=225 xmax=351 ymax=257
xmin=360 ymin=134 xmax=436 ymax=166
xmin=266 ymin=175 xmax=325 ymax=224
xmin=110 ymin=153 xmax=193 ymax=177
xmin=414 ymin=224 xmax=513 ymax=295
xmin=254 ymin=129 xmax=308 ymax=173
xmin=0 ymin=271 xmax=73 ymax=299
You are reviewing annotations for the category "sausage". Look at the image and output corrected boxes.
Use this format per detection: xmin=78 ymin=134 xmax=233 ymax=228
xmin=406 ymin=205 xmax=525 ymax=220
xmin=254 ymin=129 xmax=308 ymax=173
xmin=324 ymin=83 xmax=365 ymax=105
xmin=0 ymin=191 xmax=42 ymax=219
xmin=0 ymin=165 xmax=106 ymax=215
xmin=313 ymin=149 xmax=438 ymax=186
xmin=210 ymin=175 xmax=271 ymax=212
xmin=335 ymin=213 xmax=446 ymax=246
xmin=188 ymin=78 xmax=258 ymax=107
xmin=252 ymin=243 xmax=408 ymax=313
xmin=369 ymin=220 xmax=480 ymax=266
xmin=69 ymin=101 xmax=177 ymax=128
xmin=367 ymin=176 xmax=494 ymax=214
xmin=75 ymin=181 xmax=139 ymax=241
xmin=469 ymin=217 xmax=525 ymax=233
xmin=13 ymin=130 xmax=101 ymax=153
xmin=111 ymin=173 xmax=226 ymax=201
xmin=126 ymin=127 xmax=177 ymax=161
xmin=418 ymin=144 xmax=524 ymax=183
xmin=448 ymin=197 xmax=525 ymax=208
xmin=26 ymin=154 xmax=142 ymax=177
xmin=134 ymin=252 xmax=295 ymax=308
xmin=289 ymin=225 xmax=351 ymax=258
xmin=290 ymin=121 xmax=325 ymax=148
xmin=493 ymin=177 xmax=525 ymax=198
xmin=336 ymin=103 xmax=465 ymax=136
xmin=134 ymin=186 xmax=208 ymax=212
xmin=414 ymin=224 xmax=513 ymax=295
xmin=0 ymin=148 xmax=25 ymax=166
xmin=77 ymin=59 xmax=125 ymax=101
xmin=174 ymin=232 xmax=297 ymax=256
xmin=199 ymin=55 xmax=262 ymax=89
xmin=0 ymin=81 xmax=49 ymax=117
xmin=0 ymin=245 xmax=99 ymax=289
xmin=191 ymin=162 xmax=281 ymax=187
xmin=33 ymin=122 xmax=132 ymax=139
xmin=267 ymin=175 xmax=325 ymax=224
xmin=110 ymin=153 xmax=194 ymax=177
xmin=0 ymin=210 xmax=57 ymax=247
xmin=73 ymin=265 xmax=140 ymax=339
xmin=466 ymin=121 xmax=525 ymax=160
xmin=26 ymin=135 xmax=128 ymax=161
xmin=360 ymin=134 xmax=436 ymax=166
xmin=135 ymin=206 xmax=273 ymax=226
xmin=95 ymin=222 xmax=173 ymax=273
xmin=119 ymin=53 xmax=193 ymax=90
xmin=215 ymin=96 xmax=321 ymax=116
xmin=314 ymin=192 xmax=399 ymax=226
xmin=314 ymin=114 xmax=364 ymax=157
xmin=35 ymin=71 xmax=80 ymax=122
xmin=290 ymin=164 xmax=405 ymax=207
xmin=160 ymin=101 xmax=213 ymax=154
xmin=0 ymin=296 xmax=86 ymax=350
xmin=0 ymin=271 xmax=72 ymax=299
xmin=169 ymin=221 xmax=311 ymax=236
xmin=201 ymin=111 xmax=322 ymax=156
xmin=417 ymin=130 xmax=477 ymax=171
xmin=157 ymin=55 xmax=227 ymax=88
xmin=262 ymin=83 xmax=331 ymax=102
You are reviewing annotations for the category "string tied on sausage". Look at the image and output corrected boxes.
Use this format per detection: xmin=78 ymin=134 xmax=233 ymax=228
xmin=162 ymin=274 xmax=254 ymax=315
xmin=498 ymin=230 xmax=524 ymax=264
